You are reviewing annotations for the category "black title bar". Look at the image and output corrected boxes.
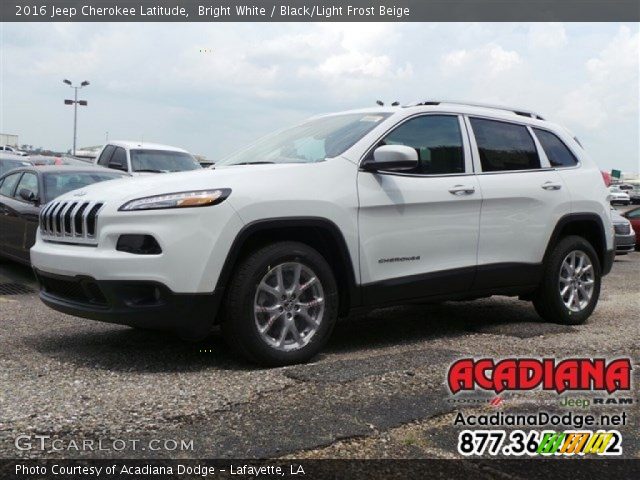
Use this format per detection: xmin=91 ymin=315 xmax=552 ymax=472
xmin=2 ymin=0 xmax=640 ymax=22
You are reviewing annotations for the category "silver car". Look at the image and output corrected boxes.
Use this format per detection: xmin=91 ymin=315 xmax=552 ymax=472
xmin=611 ymin=208 xmax=636 ymax=255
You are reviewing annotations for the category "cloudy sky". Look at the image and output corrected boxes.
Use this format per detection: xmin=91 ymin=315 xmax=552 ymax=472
xmin=1 ymin=22 xmax=638 ymax=172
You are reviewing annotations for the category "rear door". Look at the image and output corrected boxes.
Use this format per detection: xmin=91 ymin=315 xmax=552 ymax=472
xmin=10 ymin=171 xmax=41 ymax=262
xmin=357 ymin=114 xmax=482 ymax=304
xmin=467 ymin=116 xmax=571 ymax=289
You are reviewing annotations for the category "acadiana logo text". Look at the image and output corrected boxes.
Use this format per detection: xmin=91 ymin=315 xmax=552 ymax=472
xmin=448 ymin=358 xmax=631 ymax=395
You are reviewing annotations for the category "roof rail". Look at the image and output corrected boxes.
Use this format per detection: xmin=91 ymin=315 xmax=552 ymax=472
xmin=406 ymin=100 xmax=546 ymax=121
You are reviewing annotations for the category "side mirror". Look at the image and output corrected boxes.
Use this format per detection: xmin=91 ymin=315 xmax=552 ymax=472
xmin=361 ymin=145 xmax=419 ymax=172
xmin=18 ymin=188 xmax=37 ymax=203
xmin=108 ymin=161 xmax=127 ymax=172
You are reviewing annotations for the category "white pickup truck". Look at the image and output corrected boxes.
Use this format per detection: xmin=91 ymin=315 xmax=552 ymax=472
xmin=94 ymin=140 xmax=201 ymax=175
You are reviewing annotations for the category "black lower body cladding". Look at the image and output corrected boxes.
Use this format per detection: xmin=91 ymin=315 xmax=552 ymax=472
xmin=34 ymin=269 xmax=222 ymax=340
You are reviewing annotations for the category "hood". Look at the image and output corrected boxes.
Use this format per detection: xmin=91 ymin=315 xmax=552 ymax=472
xmin=52 ymin=162 xmax=318 ymax=204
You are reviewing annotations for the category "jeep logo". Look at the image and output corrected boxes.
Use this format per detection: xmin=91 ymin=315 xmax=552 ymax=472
xmin=559 ymin=397 xmax=634 ymax=408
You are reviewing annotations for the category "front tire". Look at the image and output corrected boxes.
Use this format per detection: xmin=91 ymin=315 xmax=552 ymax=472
xmin=533 ymin=235 xmax=601 ymax=325
xmin=222 ymin=241 xmax=338 ymax=366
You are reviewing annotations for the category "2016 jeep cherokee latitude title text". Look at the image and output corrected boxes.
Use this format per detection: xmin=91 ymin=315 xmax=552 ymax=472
xmin=31 ymin=101 xmax=615 ymax=366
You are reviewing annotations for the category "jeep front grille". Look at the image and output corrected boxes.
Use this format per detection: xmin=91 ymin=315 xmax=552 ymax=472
xmin=39 ymin=200 xmax=104 ymax=244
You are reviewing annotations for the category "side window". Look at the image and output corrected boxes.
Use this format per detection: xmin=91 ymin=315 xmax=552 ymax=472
xmin=109 ymin=147 xmax=127 ymax=170
xmin=97 ymin=145 xmax=116 ymax=167
xmin=0 ymin=173 xmax=22 ymax=197
xmin=626 ymin=209 xmax=640 ymax=219
xmin=14 ymin=172 xmax=39 ymax=199
xmin=374 ymin=115 xmax=465 ymax=174
xmin=533 ymin=128 xmax=578 ymax=168
xmin=470 ymin=118 xmax=540 ymax=172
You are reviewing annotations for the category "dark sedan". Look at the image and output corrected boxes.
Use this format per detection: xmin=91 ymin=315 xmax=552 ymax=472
xmin=0 ymin=166 xmax=128 ymax=265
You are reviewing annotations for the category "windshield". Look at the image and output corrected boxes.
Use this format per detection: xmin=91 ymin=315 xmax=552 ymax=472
xmin=217 ymin=112 xmax=391 ymax=166
xmin=130 ymin=149 xmax=201 ymax=172
xmin=0 ymin=159 xmax=30 ymax=176
xmin=44 ymin=172 xmax=125 ymax=202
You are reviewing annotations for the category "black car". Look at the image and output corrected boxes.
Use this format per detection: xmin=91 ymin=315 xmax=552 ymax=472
xmin=0 ymin=166 xmax=128 ymax=265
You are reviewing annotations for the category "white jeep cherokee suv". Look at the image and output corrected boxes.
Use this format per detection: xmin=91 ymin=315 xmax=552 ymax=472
xmin=31 ymin=101 xmax=614 ymax=366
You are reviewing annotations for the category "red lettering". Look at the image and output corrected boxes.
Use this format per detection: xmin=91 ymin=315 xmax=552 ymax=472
xmin=493 ymin=360 xmax=517 ymax=393
xmin=448 ymin=359 xmax=474 ymax=394
xmin=580 ymin=359 xmax=605 ymax=390
xmin=555 ymin=360 xmax=579 ymax=393
xmin=447 ymin=357 xmax=631 ymax=395
xmin=474 ymin=359 xmax=494 ymax=390
xmin=518 ymin=359 xmax=543 ymax=389
xmin=606 ymin=358 xmax=631 ymax=393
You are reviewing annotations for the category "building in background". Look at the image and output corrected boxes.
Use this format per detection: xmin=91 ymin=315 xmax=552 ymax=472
xmin=74 ymin=145 xmax=103 ymax=160
xmin=0 ymin=133 xmax=19 ymax=147
xmin=606 ymin=170 xmax=639 ymax=186
xmin=194 ymin=153 xmax=214 ymax=168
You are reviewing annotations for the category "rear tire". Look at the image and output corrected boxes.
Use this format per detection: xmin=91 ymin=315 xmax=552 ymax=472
xmin=222 ymin=241 xmax=338 ymax=366
xmin=533 ymin=235 xmax=601 ymax=325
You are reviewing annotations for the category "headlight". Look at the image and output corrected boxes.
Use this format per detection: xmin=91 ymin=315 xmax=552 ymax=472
xmin=119 ymin=189 xmax=231 ymax=211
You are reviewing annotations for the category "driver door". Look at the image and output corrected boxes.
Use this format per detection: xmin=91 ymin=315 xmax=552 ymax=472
xmin=5 ymin=172 xmax=40 ymax=262
xmin=357 ymin=114 xmax=481 ymax=305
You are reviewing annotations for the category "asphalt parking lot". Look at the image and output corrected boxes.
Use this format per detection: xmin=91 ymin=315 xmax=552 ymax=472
xmin=0 ymin=213 xmax=638 ymax=464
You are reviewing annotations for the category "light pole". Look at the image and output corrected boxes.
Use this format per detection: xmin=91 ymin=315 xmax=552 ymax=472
xmin=63 ymin=79 xmax=89 ymax=156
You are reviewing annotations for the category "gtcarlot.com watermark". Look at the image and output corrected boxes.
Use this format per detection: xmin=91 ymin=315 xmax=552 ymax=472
xmin=15 ymin=435 xmax=194 ymax=452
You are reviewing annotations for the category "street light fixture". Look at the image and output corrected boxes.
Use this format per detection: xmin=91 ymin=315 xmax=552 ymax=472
xmin=63 ymin=79 xmax=89 ymax=156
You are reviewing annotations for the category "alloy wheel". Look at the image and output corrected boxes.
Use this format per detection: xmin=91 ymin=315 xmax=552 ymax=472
xmin=558 ymin=250 xmax=595 ymax=312
xmin=254 ymin=262 xmax=325 ymax=351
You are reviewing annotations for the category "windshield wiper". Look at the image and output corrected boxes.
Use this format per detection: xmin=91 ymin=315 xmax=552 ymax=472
xmin=230 ymin=161 xmax=276 ymax=166
xmin=135 ymin=168 xmax=165 ymax=173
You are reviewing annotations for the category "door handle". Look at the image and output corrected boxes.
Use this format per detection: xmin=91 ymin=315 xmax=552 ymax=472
xmin=541 ymin=181 xmax=562 ymax=191
xmin=449 ymin=185 xmax=475 ymax=195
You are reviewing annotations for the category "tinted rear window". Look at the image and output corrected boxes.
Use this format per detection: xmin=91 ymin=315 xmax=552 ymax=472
xmin=110 ymin=147 xmax=128 ymax=168
xmin=470 ymin=118 xmax=540 ymax=172
xmin=97 ymin=145 xmax=115 ymax=166
xmin=533 ymin=128 xmax=578 ymax=168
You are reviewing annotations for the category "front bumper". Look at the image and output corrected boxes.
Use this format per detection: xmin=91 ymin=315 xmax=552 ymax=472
xmin=614 ymin=233 xmax=636 ymax=255
xmin=34 ymin=269 xmax=222 ymax=339
xmin=30 ymin=200 xmax=243 ymax=293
